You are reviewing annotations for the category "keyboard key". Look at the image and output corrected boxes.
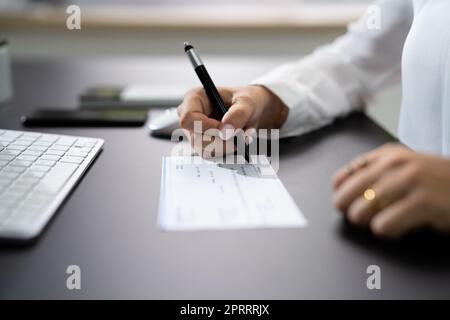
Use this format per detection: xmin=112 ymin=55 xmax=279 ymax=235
xmin=3 ymin=131 xmax=21 ymax=137
xmin=45 ymin=149 xmax=65 ymax=156
xmin=0 ymin=154 xmax=15 ymax=161
xmin=77 ymin=138 xmax=97 ymax=147
xmin=0 ymin=171 xmax=20 ymax=179
xmin=85 ymin=141 xmax=97 ymax=147
xmin=40 ymin=155 xmax=61 ymax=161
xmin=22 ymin=150 xmax=44 ymax=157
xmin=3 ymin=166 xmax=26 ymax=173
xmin=27 ymin=146 xmax=47 ymax=152
xmin=7 ymin=144 xmax=27 ymax=151
xmin=29 ymin=165 xmax=51 ymax=172
xmin=23 ymin=170 xmax=46 ymax=179
xmin=55 ymin=137 xmax=76 ymax=146
xmin=10 ymin=160 xmax=33 ymax=167
xmin=0 ymin=160 xmax=8 ymax=167
xmin=38 ymin=134 xmax=58 ymax=142
xmin=35 ymin=160 xmax=56 ymax=167
xmin=3 ymin=149 xmax=21 ymax=156
xmin=17 ymin=155 xmax=39 ymax=162
xmin=32 ymin=141 xmax=52 ymax=147
xmin=35 ymin=162 xmax=78 ymax=194
xmin=66 ymin=149 xmax=88 ymax=158
xmin=13 ymin=140 xmax=33 ymax=147
xmin=0 ymin=136 xmax=16 ymax=143
xmin=22 ymin=132 xmax=41 ymax=139
xmin=49 ymin=145 xmax=69 ymax=152
xmin=15 ymin=176 xmax=41 ymax=186
xmin=61 ymin=156 xmax=84 ymax=164
xmin=77 ymin=146 xmax=92 ymax=154
xmin=6 ymin=185 xmax=30 ymax=196
xmin=19 ymin=135 xmax=39 ymax=142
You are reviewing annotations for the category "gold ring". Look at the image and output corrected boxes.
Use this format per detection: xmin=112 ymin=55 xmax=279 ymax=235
xmin=364 ymin=188 xmax=376 ymax=201
xmin=364 ymin=188 xmax=385 ymax=211
xmin=363 ymin=188 xmax=390 ymax=211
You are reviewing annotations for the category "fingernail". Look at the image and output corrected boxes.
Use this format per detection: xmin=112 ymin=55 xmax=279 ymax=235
xmin=220 ymin=124 xmax=235 ymax=140
xmin=245 ymin=135 xmax=254 ymax=145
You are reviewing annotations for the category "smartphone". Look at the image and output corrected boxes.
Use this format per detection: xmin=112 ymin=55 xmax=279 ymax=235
xmin=21 ymin=109 xmax=148 ymax=127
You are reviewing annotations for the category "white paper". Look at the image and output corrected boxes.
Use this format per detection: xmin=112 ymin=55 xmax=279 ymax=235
xmin=158 ymin=156 xmax=307 ymax=231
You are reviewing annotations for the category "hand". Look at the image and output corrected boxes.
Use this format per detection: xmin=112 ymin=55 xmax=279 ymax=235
xmin=332 ymin=143 xmax=450 ymax=238
xmin=177 ymin=85 xmax=288 ymax=157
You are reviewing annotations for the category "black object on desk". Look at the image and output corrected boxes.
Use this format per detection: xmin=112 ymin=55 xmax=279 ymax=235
xmin=21 ymin=109 xmax=148 ymax=127
xmin=79 ymin=85 xmax=182 ymax=109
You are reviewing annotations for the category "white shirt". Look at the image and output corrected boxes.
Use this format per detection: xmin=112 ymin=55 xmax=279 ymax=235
xmin=254 ymin=0 xmax=450 ymax=156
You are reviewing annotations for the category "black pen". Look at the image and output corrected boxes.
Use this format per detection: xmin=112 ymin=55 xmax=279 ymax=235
xmin=184 ymin=42 xmax=250 ymax=163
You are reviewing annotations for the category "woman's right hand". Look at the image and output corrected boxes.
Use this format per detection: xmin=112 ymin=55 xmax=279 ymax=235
xmin=176 ymin=85 xmax=289 ymax=157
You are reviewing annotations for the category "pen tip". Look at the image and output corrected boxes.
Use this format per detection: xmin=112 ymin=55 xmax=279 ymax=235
xmin=184 ymin=41 xmax=193 ymax=52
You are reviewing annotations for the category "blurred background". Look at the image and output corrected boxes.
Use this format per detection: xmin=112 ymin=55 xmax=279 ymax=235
xmin=0 ymin=0 xmax=400 ymax=135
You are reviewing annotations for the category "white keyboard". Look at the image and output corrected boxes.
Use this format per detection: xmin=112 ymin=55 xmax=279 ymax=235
xmin=0 ymin=129 xmax=104 ymax=240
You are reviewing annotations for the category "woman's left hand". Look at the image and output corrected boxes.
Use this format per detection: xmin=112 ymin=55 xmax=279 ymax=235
xmin=332 ymin=143 xmax=450 ymax=238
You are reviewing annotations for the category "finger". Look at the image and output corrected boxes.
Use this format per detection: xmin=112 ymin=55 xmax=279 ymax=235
xmin=178 ymin=87 xmax=233 ymax=115
xmin=370 ymin=192 xmax=427 ymax=238
xmin=178 ymin=88 xmax=213 ymax=117
xmin=332 ymin=149 xmax=383 ymax=190
xmin=333 ymin=147 xmax=410 ymax=213
xmin=178 ymin=88 xmax=225 ymax=132
xmin=346 ymin=165 xmax=414 ymax=226
xmin=334 ymin=163 xmax=384 ymax=214
xmin=220 ymin=95 xmax=254 ymax=140
xmin=332 ymin=143 xmax=407 ymax=189
xmin=180 ymin=112 xmax=222 ymax=133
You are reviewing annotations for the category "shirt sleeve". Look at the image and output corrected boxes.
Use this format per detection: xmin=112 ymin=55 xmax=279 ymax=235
xmin=252 ymin=0 xmax=414 ymax=138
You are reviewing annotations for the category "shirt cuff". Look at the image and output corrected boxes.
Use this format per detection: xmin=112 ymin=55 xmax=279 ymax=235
xmin=251 ymin=76 xmax=309 ymax=138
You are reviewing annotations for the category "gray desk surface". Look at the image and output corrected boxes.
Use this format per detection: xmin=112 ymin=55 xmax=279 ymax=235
xmin=1 ymin=57 xmax=450 ymax=299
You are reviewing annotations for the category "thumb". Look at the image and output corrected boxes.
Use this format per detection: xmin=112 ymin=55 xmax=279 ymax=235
xmin=219 ymin=96 xmax=254 ymax=140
